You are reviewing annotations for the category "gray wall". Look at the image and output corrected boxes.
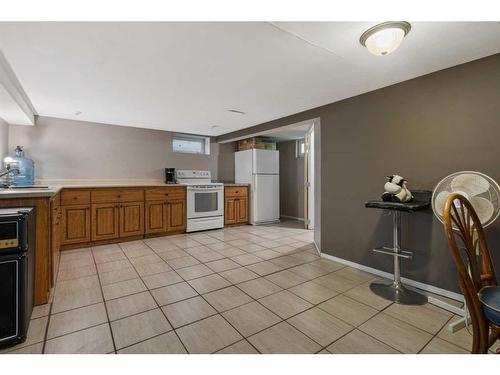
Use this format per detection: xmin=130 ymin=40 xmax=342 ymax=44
xmin=218 ymin=53 xmax=500 ymax=294
xmin=8 ymin=116 xmax=221 ymax=180
xmin=216 ymin=142 xmax=237 ymax=183
xmin=279 ymin=140 xmax=304 ymax=219
xmin=0 ymin=117 xmax=9 ymax=160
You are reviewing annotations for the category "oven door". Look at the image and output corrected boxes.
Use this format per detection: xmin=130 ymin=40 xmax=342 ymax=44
xmin=187 ymin=187 xmax=223 ymax=219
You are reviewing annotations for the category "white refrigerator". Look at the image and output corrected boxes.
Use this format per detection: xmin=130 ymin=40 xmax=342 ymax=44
xmin=235 ymin=149 xmax=279 ymax=225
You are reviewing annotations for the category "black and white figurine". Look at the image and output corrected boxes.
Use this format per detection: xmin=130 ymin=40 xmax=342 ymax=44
xmin=381 ymin=175 xmax=413 ymax=203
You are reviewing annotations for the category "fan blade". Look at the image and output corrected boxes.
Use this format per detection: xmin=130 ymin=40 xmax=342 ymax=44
xmin=434 ymin=190 xmax=452 ymax=218
xmin=451 ymin=173 xmax=490 ymax=197
xmin=470 ymin=197 xmax=495 ymax=225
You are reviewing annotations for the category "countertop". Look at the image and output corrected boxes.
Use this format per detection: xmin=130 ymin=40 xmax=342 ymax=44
xmin=0 ymin=179 xmax=250 ymax=199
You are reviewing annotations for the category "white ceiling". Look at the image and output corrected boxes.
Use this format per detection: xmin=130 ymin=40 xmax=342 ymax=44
xmin=0 ymin=22 xmax=499 ymax=135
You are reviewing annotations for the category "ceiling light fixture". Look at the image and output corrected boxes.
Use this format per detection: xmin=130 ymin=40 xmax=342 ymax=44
xmin=360 ymin=21 xmax=411 ymax=56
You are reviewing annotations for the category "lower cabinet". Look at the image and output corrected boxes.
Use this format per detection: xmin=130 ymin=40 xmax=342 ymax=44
xmin=50 ymin=194 xmax=62 ymax=286
xmin=92 ymin=203 xmax=120 ymax=241
xmin=61 ymin=204 xmax=91 ymax=245
xmin=145 ymin=199 xmax=186 ymax=234
xmin=120 ymin=202 xmax=145 ymax=237
xmin=224 ymin=186 xmax=249 ymax=225
xmin=92 ymin=202 xmax=145 ymax=241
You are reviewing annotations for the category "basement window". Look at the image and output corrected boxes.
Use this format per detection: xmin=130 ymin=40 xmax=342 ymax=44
xmin=296 ymin=139 xmax=305 ymax=158
xmin=173 ymin=134 xmax=210 ymax=155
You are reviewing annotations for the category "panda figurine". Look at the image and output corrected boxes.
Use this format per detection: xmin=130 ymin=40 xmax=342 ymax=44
xmin=382 ymin=175 xmax=413 ymax=203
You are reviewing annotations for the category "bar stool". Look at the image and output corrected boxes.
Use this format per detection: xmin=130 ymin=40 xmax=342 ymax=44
xmin=365 ymin=190 xmax=432 ymax=305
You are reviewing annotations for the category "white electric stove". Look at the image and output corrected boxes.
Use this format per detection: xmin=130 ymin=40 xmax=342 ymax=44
xmin=175 ymin=170 xmax=224 ymax=232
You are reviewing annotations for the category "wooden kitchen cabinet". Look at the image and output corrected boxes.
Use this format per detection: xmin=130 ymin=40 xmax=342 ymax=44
xmin=92 ymin=203 xmax=120 ymax=241
xmin=120 ymin=201 xmax=145 ymax=237
xmin=224 ymin=186 xmax=249 ymax=226
xmin=50 ymin=193 xmax=62 ymax=286
xmin=61 ymin=204 xmax=91 ymax=245
xmin=145 ymin=188 xmax=186 ymax=235
xmin=166 ymin=199 xmax=186 ymax=232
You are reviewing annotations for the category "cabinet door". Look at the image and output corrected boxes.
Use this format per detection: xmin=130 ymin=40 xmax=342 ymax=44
xmin=237 ymin=197 xmax=248 ymax=224
xmin=166 ymin=199 xmax=186 ymax=233
xmin=61 ymin=205 xmax=91 ymax=245
xmin=92 ymin=203 xmax=120 ymax=241
xmin=51 ymin=206 xmax=61 ymax=285
xmin=224 ymin=198 xmax=237 ymax=225
xmin=120 ymin=202 xmax=145 ymax=238
xmin=145 ymin=200 xmax=167 ymax=234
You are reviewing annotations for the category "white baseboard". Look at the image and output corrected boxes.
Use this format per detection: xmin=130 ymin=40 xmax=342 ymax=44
xmin=280 ymin=215 xmax=304 ymax=222
xmin=320 ymin=252 xmax=464 ymax=314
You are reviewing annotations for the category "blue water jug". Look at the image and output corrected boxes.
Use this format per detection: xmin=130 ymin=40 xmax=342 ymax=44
xmin=3 ymin=146 xmax=35 ymax=186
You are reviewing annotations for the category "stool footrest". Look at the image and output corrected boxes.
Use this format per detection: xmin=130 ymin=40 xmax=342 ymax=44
xmin=372 ymin=246 xmax=412 ymax=259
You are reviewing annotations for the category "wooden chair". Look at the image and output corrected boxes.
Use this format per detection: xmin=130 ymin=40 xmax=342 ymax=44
xmin=443 ymin=193 xmax=500 ymax=353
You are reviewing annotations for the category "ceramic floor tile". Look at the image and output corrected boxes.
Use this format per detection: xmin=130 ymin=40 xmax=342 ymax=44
xmin=150 ymin=282 xmax=198 ymax=306
xmin=176 ymin=264 xmax=214 ymax=280
xmin=436 ymin=315 xmax=473 ymax=352
xmin=93 ymin=250 xmax=127 ymax=264
xmin=142 ymin=271 xmax=183 ymax=289
xmin=230 ymin=254 xmax=264 ymax=266
xmin=287 ymin=263 xmax=329 ymax=280
xmin=96 ymin=259 xmax=132 ymax=274
xmin=117 ymin=331 xmax=186 ymax=354
xmin=359 ymin=313 xmax=432 ymax=354
xmin=57 ymin=264 xmax=97 ymax=282
xmin=236 ymin=277 xmax=283 ymax=299
xmin=343 ymin=281 xmax=393 ymax=310
xmin=47 ymin=303 xmax=107 ymax=339
xmin=252 ymin=249 xmax=282 ymax=260
xmin=55 ymin=275 xmax=100 ymax=296
xmin=134 ymin=262 xmax=172 ymax=278
xmin=6 ymin=342 xmax=44 ymax=354
xmin=158 ymin=249 xmax=190 ymax=261
xmin=333 ymin=267 xmax=376 ymax=284
xmin=265 ymin=270 xmax=308 ymax=289
xmin=205 ymin=258 xmax=240 ymax=272
xmin=216 ymin=339 xmax=259 ymax=354
xmin=31 ymin=303 xmax=51 ymax=319
xmin=420 ymin=337 xmax=469 ymax=354
xmin=326 ymin=329 xmax=400 ymax=354
xmin=176 ymin=315 xmax=243 ymax=353
xmin=102 ymin=278 xmax=147 ymax=300
xmin=187 ymin=273 xmax=231 ymax=294
xmin=162 ymin=296 xmax=217 ymax=328
xmin=44 ymin=323 xmax=114 ymax=354
xmin=237 ymin=243 xmax=266 ymax=253
xmin=222 ymin=301 xmax=281 ymax=337
xmin=288 ymin=281 xmax=338 ymax=305
xmin=99 ymin=267 xmax=139 ymax=286
xmin=259 ymin=290 xmax=312 ymax=319
xmin=52 ymin=287 xmax=103 ymax=314
xmin=212 ymin=246 xmax=246 ymax=257
xmin=248 ymin=321 xmax=320 ymax=354
xmin=312 ymin=273 xmax=359 ymax=293
xmin=192 ymin=250 xmax=225 ymax=263
xmin=309 ymin=259 xmax=345 ymax=273
xmin=269 ymin=255 xmax=304 ymax=268
xmin=106 ymin=291 xmax=157 ymax=321
xmin=166 ymin=255 xmax=201 ymax=270
xmin=204 ymin=286 xmax=253 ymax=312
xmin=287 ymin=307 xmax=353 ymax=347
xmin=318 ymin=295 xmax=378 ymax=326
xmin=384 ymin=302 xmax=453 ymax=334
xmin=219 ymin=267 xmax=260 ymax=284
xmin=122 ymin=247 xmax=155 ymax=259
xmin=245 ymin=261 xmax=283 ymax=276
xmin=14 ymin=316 xmax=48 ymax=349
xmin=111 ymin=309 xmax=172 ymax=350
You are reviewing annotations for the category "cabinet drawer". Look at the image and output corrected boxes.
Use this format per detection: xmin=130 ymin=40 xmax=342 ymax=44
xmin=145 ymin=187 xmax=185 ymax=201
xmin=225 ymin=186 xmax=248 ymax=198
xmin=61 ymin=189 xmax=91 ymax=205
xmin=91 ymin=188 xmax=144 ymax=203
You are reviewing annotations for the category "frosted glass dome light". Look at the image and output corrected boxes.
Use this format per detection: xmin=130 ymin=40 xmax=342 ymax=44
xmin=360 ymin=22 xmax=411 ymax=56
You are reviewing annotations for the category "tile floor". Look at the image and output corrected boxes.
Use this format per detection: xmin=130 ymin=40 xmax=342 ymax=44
xmin=0 ymin=221 xmax=486 ymax=354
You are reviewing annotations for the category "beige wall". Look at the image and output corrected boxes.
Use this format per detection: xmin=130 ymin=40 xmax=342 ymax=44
xmin=218 ymin=53 xmax=500 ymax=293
xmin=279 ymin=140 xmax=304 ymax=219
xmin=0 ymin=117 xmax=9 ymax=160
xmin=217 ymin=142 xmax=237 ymax=183
xmin=8 ymin=116 xmax=220 ymax=180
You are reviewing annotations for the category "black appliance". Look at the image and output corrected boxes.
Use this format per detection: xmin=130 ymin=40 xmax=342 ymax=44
xmin=165 ymin=168 xmax=176 ymax=184
xmin=0 ymin=207 xmax=35 ymax=349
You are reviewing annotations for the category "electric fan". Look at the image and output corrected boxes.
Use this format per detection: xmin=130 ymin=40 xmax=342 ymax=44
xmin=431 ymin=171 xmax=500 ymax=332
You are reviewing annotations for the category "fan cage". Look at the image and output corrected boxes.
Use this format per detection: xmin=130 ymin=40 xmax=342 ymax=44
xmin=432 ymin=171 xmax=500 ymax=228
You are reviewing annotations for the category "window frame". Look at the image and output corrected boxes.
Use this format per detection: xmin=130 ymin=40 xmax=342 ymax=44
xmin=172 ymin=134 xmax=211 ymax=155
xmin=296 ymin=139 xmax=305 ymax=158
